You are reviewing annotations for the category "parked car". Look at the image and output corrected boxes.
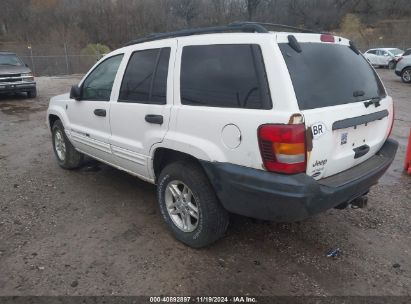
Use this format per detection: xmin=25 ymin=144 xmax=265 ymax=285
xmin=363 ymin=48 xmax=404 ymax=69
xmin=395 ymin=54 xmax=411 ymax=83
xmin=47 ymin=23 xmax=398 ymax=248
xmin=0 ymin=52 xmax=36 ymax=98
xmin=402 ymin=48 xmax=411 ymax=57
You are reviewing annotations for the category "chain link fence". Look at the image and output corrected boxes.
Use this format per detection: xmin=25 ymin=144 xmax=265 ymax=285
xmin=0 ymin=42 xmax=102 ymax=76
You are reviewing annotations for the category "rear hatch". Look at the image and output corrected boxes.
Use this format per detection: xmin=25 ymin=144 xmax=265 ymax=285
xmin=278 ymin=34 xmax=394 ymax=179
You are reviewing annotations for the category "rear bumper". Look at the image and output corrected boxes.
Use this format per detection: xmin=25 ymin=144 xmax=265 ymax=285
xmin=0 ymin=82 xmax=36 ymax=93
xmin=201 ymin=139 xmax=398 ymax=222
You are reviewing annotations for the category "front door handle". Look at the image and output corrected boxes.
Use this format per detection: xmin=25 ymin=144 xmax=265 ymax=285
xmin=353 ymin=144 xmax=370 ymax=159
xmin=94 ymin=109 xmax=106 ymax=117
xmin=145 ymin=114 xmax=163 ymax=125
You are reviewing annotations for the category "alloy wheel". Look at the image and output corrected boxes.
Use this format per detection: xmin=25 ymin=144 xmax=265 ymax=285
xmin=165 ymin=180 xmax=199 ymax=232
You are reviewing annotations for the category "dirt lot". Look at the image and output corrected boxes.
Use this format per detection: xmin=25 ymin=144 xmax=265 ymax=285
xmin=0 ymin=70 xmax=410 ymax=296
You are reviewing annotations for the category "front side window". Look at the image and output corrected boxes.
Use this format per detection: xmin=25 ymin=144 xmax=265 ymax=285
xmin=119 ymin=48 xmax=171 ymax=104
xmin=82 ymin=54 xmax=124 ymax=101
xmin=180 ymin=44 xmax=272 ymax=109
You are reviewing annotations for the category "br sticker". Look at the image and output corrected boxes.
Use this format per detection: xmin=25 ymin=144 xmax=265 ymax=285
xmin=312 ymin=122 xmax=327 ymax=139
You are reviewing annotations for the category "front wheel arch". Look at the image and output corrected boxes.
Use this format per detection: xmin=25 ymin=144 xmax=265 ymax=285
xmin=48 ymin=114 xmax=61 ymax=131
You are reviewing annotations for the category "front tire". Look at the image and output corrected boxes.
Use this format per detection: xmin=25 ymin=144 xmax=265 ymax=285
xmin=157 ymin=161 xmax=229 ymax=248
xmin=401 ymin=68 xmax=411 ymax=83
xmin=51 ymin=120 xmax=83 ymax=169
xmin=388 ymin=61 xmax=396 ymax=70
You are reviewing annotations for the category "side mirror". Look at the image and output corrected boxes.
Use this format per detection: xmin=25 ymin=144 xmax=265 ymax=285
xmin=70 ymin=85 xmax=82 ymax=101
xmin=25 ymin=63 xmax=29 ymax=68
xmin=384 ymin=53 xmax=389 ymax=57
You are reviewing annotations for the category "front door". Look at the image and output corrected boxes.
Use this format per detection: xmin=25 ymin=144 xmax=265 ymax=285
xmin=109 ymin=42 xmax=176 ymax=179
xmin=67 ymin=54 xmax=124 ymax=162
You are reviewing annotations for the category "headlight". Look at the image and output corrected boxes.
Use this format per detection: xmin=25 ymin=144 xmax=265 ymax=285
xmin=21 ymin=73 xmax=34 ymax=81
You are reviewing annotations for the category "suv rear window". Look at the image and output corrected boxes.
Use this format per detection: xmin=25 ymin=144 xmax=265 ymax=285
xmin=279 ymin=43 xmax=386 ymax=110
xmin=181 ymin=44 xmax=272 ymax=109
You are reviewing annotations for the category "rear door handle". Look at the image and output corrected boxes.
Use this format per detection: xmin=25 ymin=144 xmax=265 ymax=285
xmin=353 ymin=144 xmax=370 ymax=159
xmin=145 ymin=114 xmax=163 ymax=125
xmin=94 ymin=109 xmax=106 ymax=117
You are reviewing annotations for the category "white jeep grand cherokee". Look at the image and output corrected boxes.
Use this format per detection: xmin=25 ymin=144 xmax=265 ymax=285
xmin=47 ymin=23 xmax=398 ymax=248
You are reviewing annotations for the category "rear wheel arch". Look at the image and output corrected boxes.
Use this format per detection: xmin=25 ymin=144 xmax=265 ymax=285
xmin=152 ymin=148 xmax=206 ymax=183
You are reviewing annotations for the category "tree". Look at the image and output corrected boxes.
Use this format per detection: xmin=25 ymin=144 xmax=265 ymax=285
xmin=172 ymin=0 xmax=199 ymax=26
xmin=245 ymin=0 xmax=262 ymax=20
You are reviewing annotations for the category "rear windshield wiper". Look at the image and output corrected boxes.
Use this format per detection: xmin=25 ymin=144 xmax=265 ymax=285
xmin=364 ymin=97 xmax=382 ymax=108
xmin=353 ymin=90 xmax=365 ymax=97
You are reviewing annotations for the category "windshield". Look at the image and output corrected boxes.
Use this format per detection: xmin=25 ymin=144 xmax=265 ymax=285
xmin=0 ymin=54 xmax=23 ymax=66
xmin=389 ymin=49 xmax=403 ymax=56
xmin=279 ymin=43 xmax=386 ymax=110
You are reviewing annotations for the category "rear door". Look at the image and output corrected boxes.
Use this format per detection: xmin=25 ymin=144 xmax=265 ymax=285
xmin=278 ymin=36 xmax=393 ymax=179
xmin=109 ymin=41 xmax=176 ymax=179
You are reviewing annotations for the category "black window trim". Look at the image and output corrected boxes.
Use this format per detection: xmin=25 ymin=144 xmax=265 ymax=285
xmin=80 ymin=53 xmax=124 ymax=102
xmin=180 ymin=43 xmax=273 ymax=110
xmin=118 ymin=47 xmax=171 ymax=105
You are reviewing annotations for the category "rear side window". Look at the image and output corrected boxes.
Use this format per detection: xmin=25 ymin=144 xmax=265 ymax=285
xmin=367 ymin=50 xmax=377 ymax=55
xmin=279 ymin=43 xmax=386 ymax=110
xmin=119 ymin=48 xmax=170 ymax=104
xmin=180 ymin=44 xmax=272 ymax=109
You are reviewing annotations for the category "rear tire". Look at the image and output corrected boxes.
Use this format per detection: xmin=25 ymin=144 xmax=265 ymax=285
xmin=401 ymin=68 xmax=411 ymax=83
xmin=51 ymin=120 xmax=83 ymax=169
xmin=27 ymin=88 xmax=37 ymax=98
xmin=157 ymin=161 xmax=229 ymax=248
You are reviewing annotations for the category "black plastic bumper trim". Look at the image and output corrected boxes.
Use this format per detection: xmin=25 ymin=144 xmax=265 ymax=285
xmin=200 ymin=139 xmax=398 ymax=222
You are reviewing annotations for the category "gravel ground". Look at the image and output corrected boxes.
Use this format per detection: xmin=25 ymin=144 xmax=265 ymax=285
xmin=0 ymin=70 xmax=410 ymax=296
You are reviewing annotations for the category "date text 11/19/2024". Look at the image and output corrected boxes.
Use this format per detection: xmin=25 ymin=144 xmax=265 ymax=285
xmin=149 ymin=296 xmax=257 ymax=303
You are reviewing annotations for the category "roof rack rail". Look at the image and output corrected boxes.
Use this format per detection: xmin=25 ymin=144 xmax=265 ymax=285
xmin=124 ymin=21 xmax=318 ymax=46
xmin=229 ymin=22 xmax=317 ymax=34
xmin=125 ymin=23 xmax=268 ymax=46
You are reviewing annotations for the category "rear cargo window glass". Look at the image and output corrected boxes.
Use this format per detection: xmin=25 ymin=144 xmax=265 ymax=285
xmin=180 ymin=44 xmax=272 ymax=109
xmin=279 ymin=43 xmax=386 ymax=110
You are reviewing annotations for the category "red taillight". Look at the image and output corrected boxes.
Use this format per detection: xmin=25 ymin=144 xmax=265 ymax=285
xmin=320 ymin=34 xmax=335 ymax=43
xmin=258 ymin=124 xmax=307 ymax=174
